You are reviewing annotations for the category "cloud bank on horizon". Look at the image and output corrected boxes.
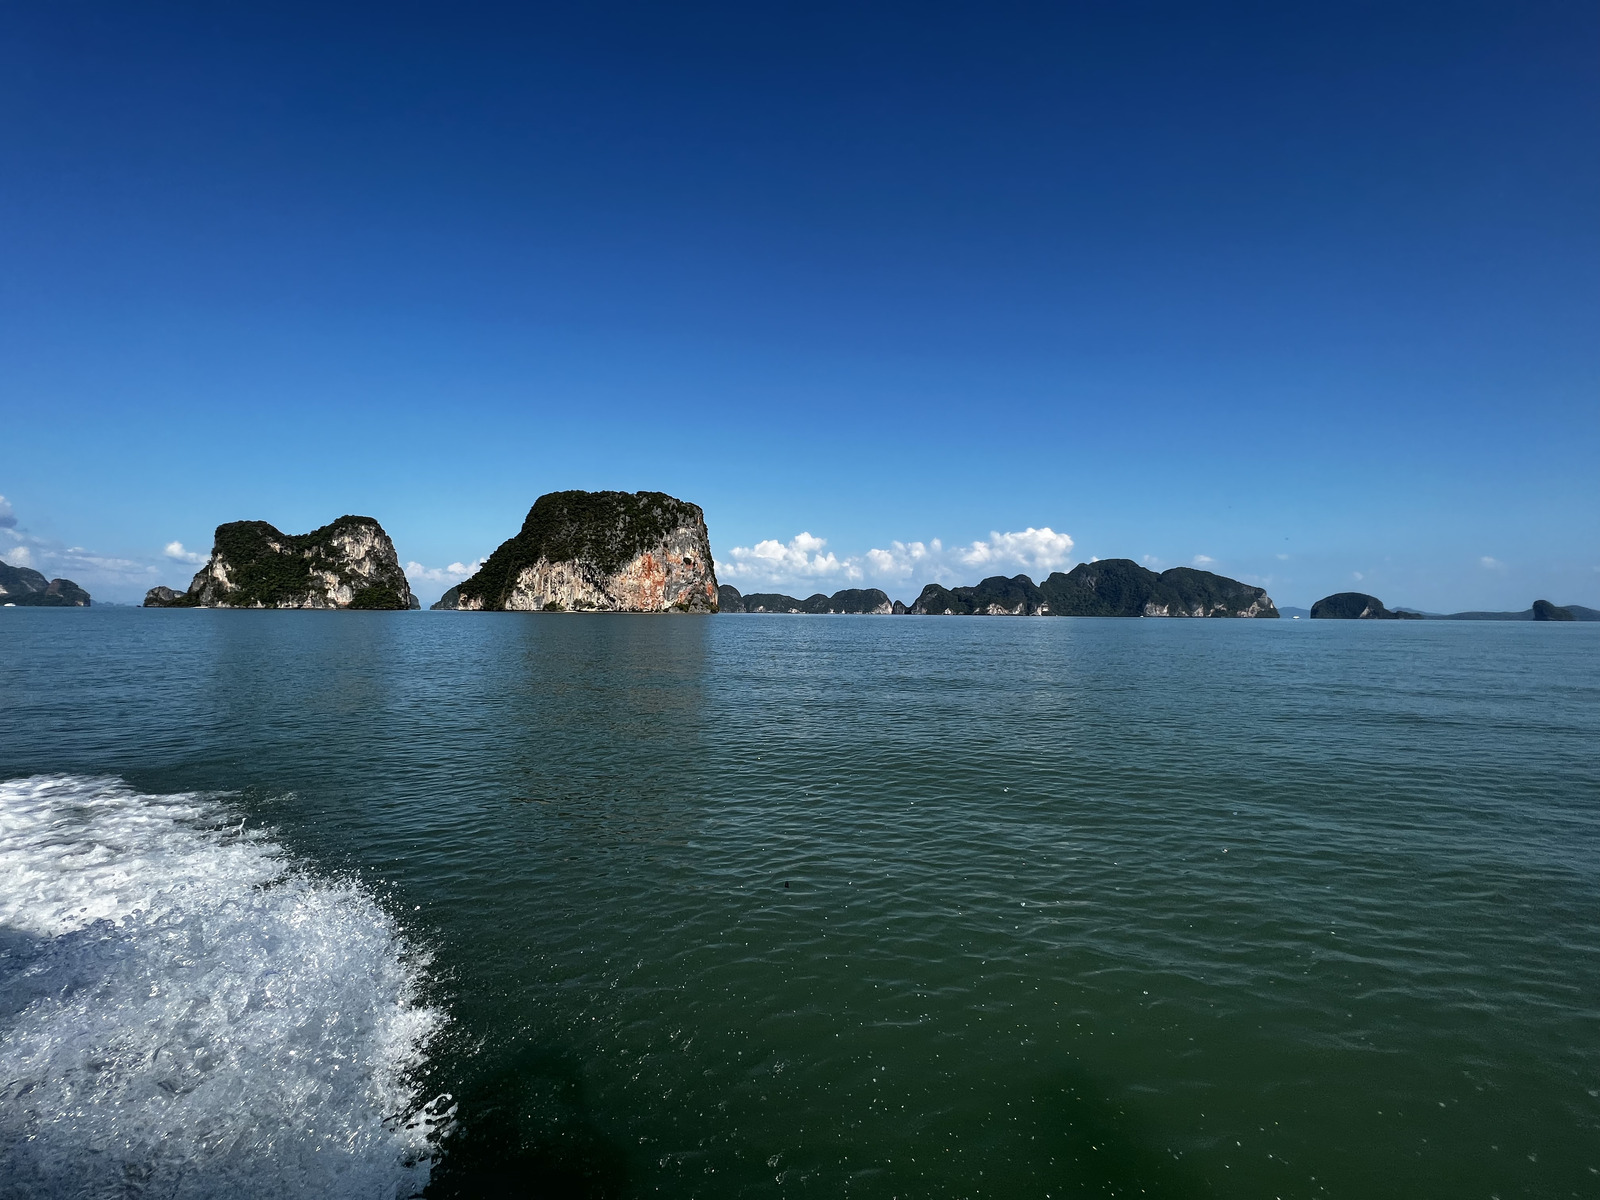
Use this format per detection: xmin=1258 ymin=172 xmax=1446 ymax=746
xmin=720 ymin=527 xmax=1077 ymax=591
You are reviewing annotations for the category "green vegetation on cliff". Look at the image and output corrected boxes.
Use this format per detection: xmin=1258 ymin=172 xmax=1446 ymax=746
xmin=459 ymin=490 xmax=713 ymax=611
xmin=912 ymin=575 xmax=1047 ymax=615
xmin=146 ymin=515 xmax=413 ymax=609
xmin=1036 ymin=560 xmax=1278 ymax=618
xmin=809 ymin=588 xmax=892 ymax=614
xmin=718 ymin=586 xmax=895 ymax=613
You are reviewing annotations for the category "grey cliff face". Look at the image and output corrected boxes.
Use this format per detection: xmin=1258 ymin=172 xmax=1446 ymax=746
xmin=452 ymin=491 xmax=718 ymax=613
xmin=145 ymin=516 xmax=415 ymax=609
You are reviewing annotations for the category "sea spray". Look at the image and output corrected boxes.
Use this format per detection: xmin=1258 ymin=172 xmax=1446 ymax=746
xmin=0 ymin=775 xmax=448 ymax=1199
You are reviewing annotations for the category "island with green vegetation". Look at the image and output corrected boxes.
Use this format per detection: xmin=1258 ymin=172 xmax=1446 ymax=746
xmin=1310 ymin=593 xmax=1598 ymax=621
xmin=902 ymin=560 xmax=1278 ymax=617
xmin=718 ymin=585 xmax=900 ymax=614
xmin=434 ymin=490 xmax=717 ymax=612
xmin=143 ymin=516 xmax=416 ymax=609
xmin=1309 ymin=592 xmax=1421 ymax=619
xmin=911 ymin=574 xmax=1049 ymax=615
xmin=0 ymin=559 xmax=91 ymax=606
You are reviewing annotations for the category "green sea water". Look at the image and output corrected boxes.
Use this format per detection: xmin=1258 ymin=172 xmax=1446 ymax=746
xmin=1 ymin=609 xmax=1596 ymax=1198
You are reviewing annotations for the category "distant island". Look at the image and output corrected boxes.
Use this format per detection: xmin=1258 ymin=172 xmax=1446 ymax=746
xmin=1309 ymin=592 xmax=1421 ymax=620
xmin=0 ymin=559 xmax=91 ymax=606
xmin=720 ymin=586 xmax=900 ymax=614
xmin=1310 ymin=591 xmax=1597 ymax=621
xmin=144 ymin=517 xmax=416 ymax=609
xmin=433 ymin=490 xmax=717 ymax=612
xmin=722 ymin=559 xmax=1279 ymax=617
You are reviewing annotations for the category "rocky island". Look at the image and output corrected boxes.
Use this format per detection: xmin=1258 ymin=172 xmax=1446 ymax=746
xmin=1309 ymin=592 xmax=1420 ymax=619
xmin=718 ymin=585 xmax=901 ymax=614
xmin=144 ymin=516 xmax=416 ymax=609
xmin=904 ymin=559 xmax=1278 ymax=617
xmin=434 ymin=490 xmax=718 ymax=612
xmin=0 ymin=559 xmax=91 ymax=606
xmin=717 ymin=560 xmax=1277 ymax=617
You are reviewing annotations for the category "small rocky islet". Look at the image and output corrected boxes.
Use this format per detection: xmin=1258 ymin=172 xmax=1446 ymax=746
xmin=125 ymin=489 xmax=1593 ymax=619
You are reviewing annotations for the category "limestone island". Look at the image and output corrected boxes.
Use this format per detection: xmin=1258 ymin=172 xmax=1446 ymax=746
xmin=433 ymin=490 xmax=718 ymax=612
xmin=1309 ymin=592 xmax=1421 ymax=620
xmin=1310 ymin=592 xmax=1597 ymax=621
xmin=720 ymin=586 xmax=902 ymax=614
xmin=0 ymin=559 xmax=91 ymax=606
xmin=721 ymin=559 xmax=1278 ymax=618
xmin=144 ymin=516 xmax=416 ymax=609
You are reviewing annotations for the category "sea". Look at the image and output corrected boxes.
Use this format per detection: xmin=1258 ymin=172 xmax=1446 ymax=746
xmin=1 ymin=608 xmax=1596 ymax=1199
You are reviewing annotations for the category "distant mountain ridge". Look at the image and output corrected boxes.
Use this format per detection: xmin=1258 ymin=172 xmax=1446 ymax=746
xmin=1312 ymin=592 xmax=1597 ymax=621
xmin=721 ymin=560 xmax=1277 ymax=618
xmin=719 ymin=585 xmax=900 ymax=614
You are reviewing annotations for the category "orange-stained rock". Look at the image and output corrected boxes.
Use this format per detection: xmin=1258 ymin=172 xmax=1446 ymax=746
xmin=443 ymin=490 xmax=719 ymax=613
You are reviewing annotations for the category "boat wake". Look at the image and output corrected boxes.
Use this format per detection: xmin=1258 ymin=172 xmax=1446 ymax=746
xmin=0 ymin=774 xmax=447 ymax=1199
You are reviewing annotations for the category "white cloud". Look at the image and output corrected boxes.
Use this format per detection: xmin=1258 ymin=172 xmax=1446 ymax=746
xmin=720 ymin=525 xmax=1079 ymax=590
xmin=956 ymin=527 xmax=1075 ymax=573
xmin=164 ymin=541 xmax=207 ymax=565
xmin=1142 ymin=554 xmax=1161 ymax=566
xmin=1192 ymin=554 xmax=1215 ymax=566
xmin=0 ymin=494 xmax=15 ymax=530
xmin=863 ymin=539 xmax=942 ymax=579
xmin=721 ymin=533 xmax=856 ymax=585
xmin=1480 ymin=556 xmax=1505 ymax=570
xmin=1353 ymin=571 xmax=1364 ymax=581
xmin=405 ymin=558 xmax=485 ymax=584
xmin=5 ymin=543 xmax=33 ymax=568
xmin=1275 ymin=553 xmax=1290 ymax=561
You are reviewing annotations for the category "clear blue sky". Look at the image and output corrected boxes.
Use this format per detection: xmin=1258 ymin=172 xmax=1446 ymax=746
xmin=3 ymin=2 xmax=1595 ymax=608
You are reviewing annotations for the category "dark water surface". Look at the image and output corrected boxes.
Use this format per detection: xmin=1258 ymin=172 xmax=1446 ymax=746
xmin=2 ymin=609 xmax=1597 ymax=1198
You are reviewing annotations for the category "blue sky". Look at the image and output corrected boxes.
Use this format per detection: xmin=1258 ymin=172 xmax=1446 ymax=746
xmin=2 ymin=2 xmax=1596 ymax=608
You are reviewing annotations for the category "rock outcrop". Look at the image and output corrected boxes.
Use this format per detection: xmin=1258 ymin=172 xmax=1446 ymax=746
xmin=912 ymin=575 xmax=1049 ymax=615
xmin=1309 ymin=592 xmax=1420 ymax=620
xmin=1038 ymin=560 xmax=1279 ymax=617
xmin=718 ymin=585 xmax=896 ymax=614
xmin=905 ymin=562 xmax=1276 ymax=617
xmin=440 ymin=490 xmax=717 ymax=613
xmin=144 ymin=516 xmax=415 ymax=609
xmin=0 ymin=560 xmax=91 ymax=606
xmin=718 ymin=559 xmax=1275 ymax=618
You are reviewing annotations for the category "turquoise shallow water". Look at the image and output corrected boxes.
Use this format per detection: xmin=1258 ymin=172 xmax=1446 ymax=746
xmin=2 ymin=609 xmax=1597 ymax=1198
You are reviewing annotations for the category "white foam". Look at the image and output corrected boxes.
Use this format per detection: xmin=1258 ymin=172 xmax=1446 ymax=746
xmin=0 ymin=775 xmax=448 ymax=1199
